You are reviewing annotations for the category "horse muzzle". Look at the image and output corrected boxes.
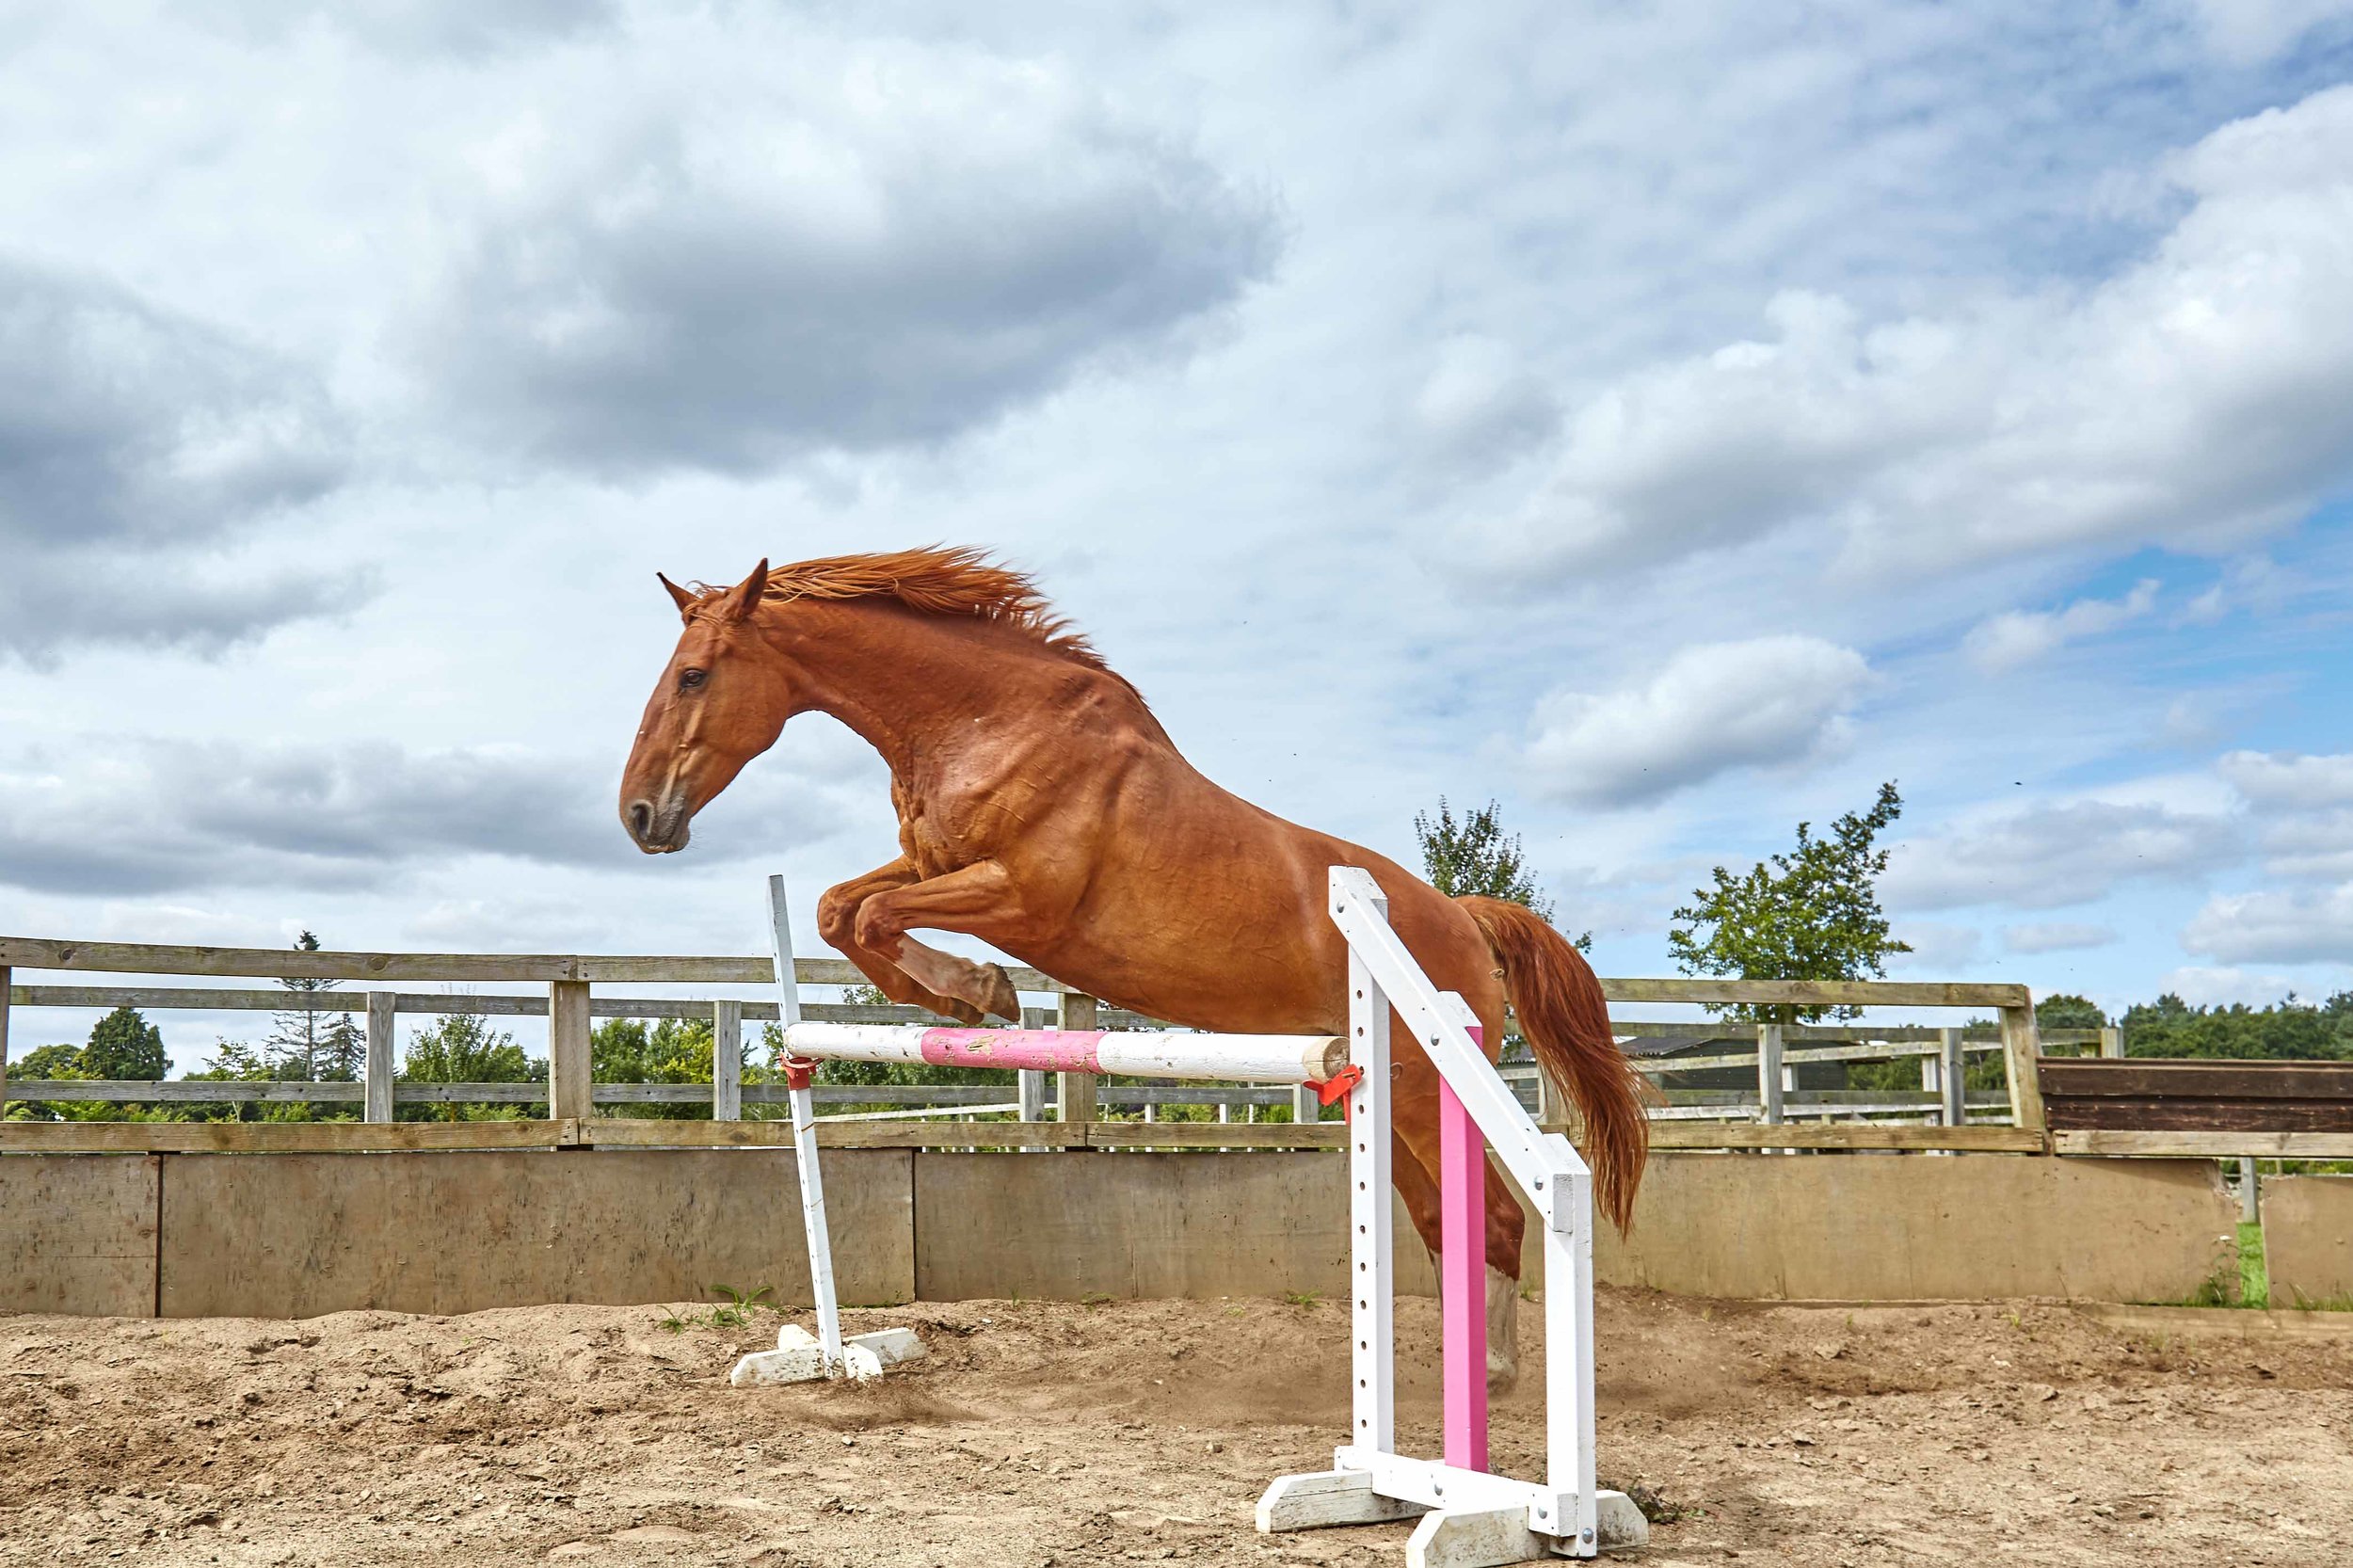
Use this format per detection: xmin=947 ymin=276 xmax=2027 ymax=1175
xmin=621 ymin=795 xmax=694 ymax=854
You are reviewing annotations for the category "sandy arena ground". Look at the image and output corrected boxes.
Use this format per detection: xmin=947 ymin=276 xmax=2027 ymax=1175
xmin=4 ymin=1288 xmax=2350 ymax=1567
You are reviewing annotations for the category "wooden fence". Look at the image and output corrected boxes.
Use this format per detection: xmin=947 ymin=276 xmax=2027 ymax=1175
xmin=6 ymin=933 xmax=2347 ymax=1160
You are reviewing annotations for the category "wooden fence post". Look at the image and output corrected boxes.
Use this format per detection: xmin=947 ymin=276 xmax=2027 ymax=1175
xmin=1017 ymin=1069 xmax=1048 ymax=1123
xmin=713 ymin=999 xmax=743 ymax=1122
xmin=0 ymin=964 xmax=11 ymax=1114
xmin=1756 ymin=1023 xmax=1785 ymax=1125
xmin=550 ymin=980 xmax=592 ymax=1122
xmin=2000 ymin=1002 xmax=2047 ymax=1143
xmin=364 ymin=991 xmax=396 ymax=1123
xmin=1291 ymin=1082 xmax=1321 ymax=1127
xmin=2099 ymin=1026 xmax=2124 ymax=1059
xmin=1938 ymin=1027 xmax=1965 ymax=1128
xmin=1056 ymin=992 xmax=1097 ymax=1125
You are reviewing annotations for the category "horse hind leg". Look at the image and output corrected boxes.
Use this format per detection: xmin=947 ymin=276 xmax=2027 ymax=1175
xmin=1393 ymin=1082 xmax=1528 ymax=1394
xmin=1483 ymin=1158 xmax=1527 ymax=1393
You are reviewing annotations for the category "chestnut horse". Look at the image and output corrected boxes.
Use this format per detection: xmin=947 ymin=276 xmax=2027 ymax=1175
xmin=616 ymin=548 xmax=1645 ymax=1387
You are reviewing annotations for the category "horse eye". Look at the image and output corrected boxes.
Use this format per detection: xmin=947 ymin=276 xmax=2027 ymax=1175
xmin=679 ymin=668 xmax=708 ymax=690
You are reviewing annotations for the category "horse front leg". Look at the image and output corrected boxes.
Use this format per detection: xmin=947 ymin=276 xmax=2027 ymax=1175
xmin=816 ymin=858 xmax=995 ymax=1026
xmin=849 ymin=859 xmax=1030 ymax=1024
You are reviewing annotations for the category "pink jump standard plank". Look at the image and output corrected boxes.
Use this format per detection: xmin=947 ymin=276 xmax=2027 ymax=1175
xmin=1439 ymin=1015 xmax=1489 ymax=1473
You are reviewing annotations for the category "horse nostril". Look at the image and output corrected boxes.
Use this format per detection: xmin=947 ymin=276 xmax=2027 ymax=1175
xmin=628 ymin=801 xmax=653 ymax=840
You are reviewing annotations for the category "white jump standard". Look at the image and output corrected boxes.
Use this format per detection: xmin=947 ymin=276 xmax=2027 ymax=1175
xmin=737 ymin=870 xmax=1646 ymax=1566
xmin=1256 ymin=871 xmax=1646 ymax=1563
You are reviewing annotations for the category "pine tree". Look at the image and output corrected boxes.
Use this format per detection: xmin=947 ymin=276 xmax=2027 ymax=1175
xmin=315 ymin=1013 xmax=366 ymax=1082
xmin=1668 ymin=781 xmax=1912 ymax=1024
xmin=83 ymin=1005 xmax=166 ymax=1080
xmin=265 ymin=930 xmax=340 ymax=1080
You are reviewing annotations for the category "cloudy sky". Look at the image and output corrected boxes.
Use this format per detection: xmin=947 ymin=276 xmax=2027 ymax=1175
xmin=5 ymin=1 xmax=2353 ymax=1067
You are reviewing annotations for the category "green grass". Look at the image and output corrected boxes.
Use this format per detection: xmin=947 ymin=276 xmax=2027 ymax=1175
xmin=2236 ymin=1222 xmax=2269 ymax=1310
xmin=2150 ymin=1222 xmax=2267 ymax=1309
xmin=2137 ymin=1220 xmax=2353 ymax=1314
xmin=653 ymin=1282 xmax=780 ymax=1334
xmin=2284 ymin=1288 xmax=2353 ymax=1312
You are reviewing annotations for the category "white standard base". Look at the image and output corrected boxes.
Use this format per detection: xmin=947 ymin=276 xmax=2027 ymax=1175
xmin=728 ymin=1324 xmax=925 ymax=1387
xmin=1257 ymin=1470 xmax=1648 ymax=1563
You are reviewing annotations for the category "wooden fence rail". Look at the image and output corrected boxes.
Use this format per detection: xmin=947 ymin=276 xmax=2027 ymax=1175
xmin=0 ymin=932 xmax=2075 ymax=1153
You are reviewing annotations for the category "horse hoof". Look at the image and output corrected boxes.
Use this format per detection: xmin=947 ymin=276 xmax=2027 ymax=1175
xmin=977 ymin=963 xmax=1021 ymax=1023
xmin=1486 ymin=1355 xmax=1520 ymax=1395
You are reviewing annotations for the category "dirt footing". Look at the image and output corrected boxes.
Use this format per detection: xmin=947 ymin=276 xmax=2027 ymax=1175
xmin=4 ymin=1288 xmax=2349 ymax=1566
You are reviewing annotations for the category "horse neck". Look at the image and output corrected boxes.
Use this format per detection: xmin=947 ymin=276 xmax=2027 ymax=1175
xmin=760 ymin=600 xmax=1055 ymax=775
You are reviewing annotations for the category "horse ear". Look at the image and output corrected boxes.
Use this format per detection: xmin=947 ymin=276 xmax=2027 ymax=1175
xmin=656 ymin=572 xmax=697 ymax=620
xmin=720 ymin=559 xmax=770 ymax=624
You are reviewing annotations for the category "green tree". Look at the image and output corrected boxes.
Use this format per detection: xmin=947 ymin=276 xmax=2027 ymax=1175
xmin=1668 ymin=781 xmax=1912 ymax=1024
xmin=1 ymin=1043 xmax=91 ymax=1121
xmin=2119 ymin=991 xmax=2353 ymax=1062
xmin=265 ymin=930 xmax=340 ymax=1080
xmin=315 ymin=1013 xmax=365 ymax=1081
xmin=397 ymin=1015 xmax=541 ymax=1120
xmin=180 ymin=1038 xmax=331 ymax=1123
xmin=4 ymin=1028 xmax=191 ymax=1122
xmin=84 ymin=1005 xmax=166 ymax=1080
xmin=11 ymin=1042 xmax=86 ymax=1079
xmin=2037 ymin=993 xmax=2107 ymax=1034
xmin=1414 ymin=796 xmax=1590 ymax=952
xmin=592 ymin=1016 xmax=726 ymax=1119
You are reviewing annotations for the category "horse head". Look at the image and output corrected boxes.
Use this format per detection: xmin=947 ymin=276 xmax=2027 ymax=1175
xmin=617 ymin=560 xmax=792 ymax=854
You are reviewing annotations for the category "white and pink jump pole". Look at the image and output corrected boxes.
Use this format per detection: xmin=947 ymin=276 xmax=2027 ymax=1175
xmin=738 ymin=869 xmax=1644 ymax=1567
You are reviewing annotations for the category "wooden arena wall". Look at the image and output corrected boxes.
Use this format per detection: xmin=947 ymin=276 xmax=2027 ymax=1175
xmin=3 ymin=1149 xmax=2288 ymax=1319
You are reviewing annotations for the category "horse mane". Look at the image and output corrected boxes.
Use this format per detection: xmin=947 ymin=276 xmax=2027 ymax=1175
xmin=695 ymin=546 xmax=1110 ymax=673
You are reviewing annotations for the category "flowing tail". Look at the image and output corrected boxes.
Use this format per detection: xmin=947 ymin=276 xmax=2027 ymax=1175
xmin=1456 ymin=895 xmax=1650 ymax=1232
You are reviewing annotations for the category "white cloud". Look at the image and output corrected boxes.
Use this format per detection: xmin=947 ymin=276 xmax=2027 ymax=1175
xmin=2003 ymin=921 xmax=2120 ymax=954
xmin=0 ymin=737 xmax=850 ymax=896
xmin=1459 ymin=85 xmax=2353 ymax=585
xmin=2181 ymin=881 xmax=2353 ymax=965
xmin=179 ymin=0 xmax=618 ymax=56
xmin=410 ymin=33 xmax=1280 ymax=477
xmin=1885 ymin=800 xmax=2241 ymax=911
xmin=1962 ymin=580 xmax=2159 ymax=673
xmin=2154 ymin=964 xmax=2302 ymax=1008
xmin=1524 ymin=635 xmax=1871 ymax=807
xmin=2250 ymin=810 xmax=2353 ymax=879
xmin=2218 ymin=749 xmax=2353 ymax=876
xmin=1889 ymin=921 xmax=1985 ymax=972
xmin=0 ymin=257 xmax=356 ymax=659
xmin=2218 ymin=748 xmax=2353 ymax=810
xmin=1411 ymin=335 xmax=1560 ymax=465
xmin=2185 ymin=0 xmax=2353 ymax=65
xmin=2181 ymin=554 xmax=2288 ymax=623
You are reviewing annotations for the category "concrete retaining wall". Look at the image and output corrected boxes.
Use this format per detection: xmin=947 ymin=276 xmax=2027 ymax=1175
xmin=915 ymin=1152 xmax=1348 ymax=1300
xmin=0 ymin=1149 xmax=2244 ymax=1318
xmin=1596 ymin=1153 xmax=2237 ymax=1303
xmin=157 ymin=1149 xmax=914 ymax=1318
xmin=2263 ymin=1175 xmax=2353 ymax=1308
